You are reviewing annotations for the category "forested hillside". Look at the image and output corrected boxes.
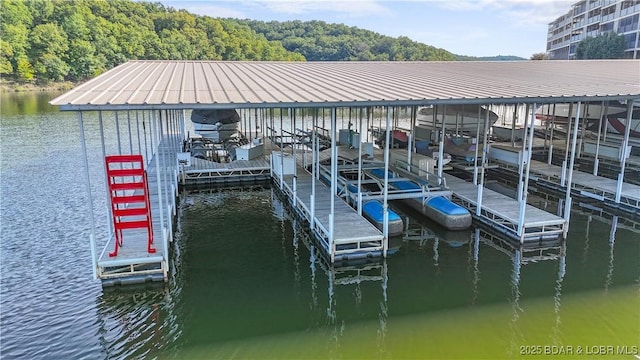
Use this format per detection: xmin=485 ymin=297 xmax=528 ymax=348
xmin=239 ymin=19 xmax=456 ymax=61
xmin=0 ymin=0 xmax=304 ymax=83
xmin=1 ymin=0 xmax=461 ymax=85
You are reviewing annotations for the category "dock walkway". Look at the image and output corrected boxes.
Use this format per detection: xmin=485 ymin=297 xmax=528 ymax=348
xmin=444 ymin=174 xmax=566 ymax=242
xmin=489 ymin=144 xmax=640 ymax=216
xmin=527 ymin=160 xmax=640 ymax=213
xmin=273 ymin=168 xmax=385 ymax=262
xmin=182 ymin=156 xmax=270 ymax=185
xmin=98 ymin=135 xmax=180 ymax=285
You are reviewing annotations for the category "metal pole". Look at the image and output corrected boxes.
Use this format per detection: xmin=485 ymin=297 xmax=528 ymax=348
xmin=311 ymin=109 xmax=317 ymax=229
xmin=135 ymin=111 xmax=142 ymax=156
xmin=357 ymin=107 xmax=363 ymax=215
xmin=437 ymin=105 xmax=445 ymax=183
xmin=127 ymin=110 xmax=133 ymax=154
xmin=292 ymin=108 xmax=297 ymax=207
xmin=153 ymin=110 xmax=167 ymax=263
xmin=563 ymin=102 xmax=582 ymax=231
xmin=548 ymin=104 xmax=556 ymax=165
xmin=114 ymin=111 xmax=122 ymax=155
xmin=615 ymin=100 xmax=634 ymax=203
xmin=476 ymin=105 xmax=490 ymax=216
xmin=516 ymin=103 xmax=527 ymax=207
xmin=561 ymin=103 xmax=573 ymax=186
xmin=330 ymin=107 xmax=337 ymax=261
xmin=473 ymin=105 xmax=482 ymax=186
xmin=383 ymin=106 xmax=391 ymax=257
xmin=593 ymin=102 xmax=606 ymax=176
xmin=148 ymin=110 xmax=155 ymax=157
xmin=78 ymin=112 xmax=98 ymax=280
xmin=511 ymin=104 xmax=518 ymax=146
xmin=98 ymin=111 xmax=112 ymax=236
xmin=517 ymin=103 xmax=537 ymax=243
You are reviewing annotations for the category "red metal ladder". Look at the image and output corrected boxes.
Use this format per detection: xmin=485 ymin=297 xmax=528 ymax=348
xmin=105 ymin=155 xmax=155 ymax=257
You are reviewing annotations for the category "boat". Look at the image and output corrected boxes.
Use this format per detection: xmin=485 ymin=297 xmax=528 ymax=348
xmin=191 ymin=108 xmax=240 ymax=142
xmin=606 ymin=108 xmax=640 ymax=138
xmin=417 ymin=105 xmax=499 ymax=133
xmin=443 ymin=135 xmax=483 ymax=163
xmin=371 ymin=128 xmax=410 ymax=148
xmin=414 ymin=140 xmax=453 ymax=166
xmin=318 ymin=169 xmax=404 ymax=237
xmin=535 ymin=101 xmax=626 ymax=122
xmin=369 ymin=169 xmax=472 ymax=231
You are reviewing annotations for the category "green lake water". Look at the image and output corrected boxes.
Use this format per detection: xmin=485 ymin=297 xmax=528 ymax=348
xmin=0 ymin=92 xmax=638 ymax=359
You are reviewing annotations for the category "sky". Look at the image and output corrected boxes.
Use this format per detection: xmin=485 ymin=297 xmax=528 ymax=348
xmin=161 ymin=0 xmax=576 ymax=58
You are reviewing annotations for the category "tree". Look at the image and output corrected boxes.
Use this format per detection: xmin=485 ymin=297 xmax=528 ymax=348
xmin=530 ymin=52 xmax=548 ymax=60
xmin=16 ymin=54 xmax=34 ymax=81
xmin=575 ymin=32 xmax=626 ymax=59
xmin=0 ymin=39 xmax=14 ymax=74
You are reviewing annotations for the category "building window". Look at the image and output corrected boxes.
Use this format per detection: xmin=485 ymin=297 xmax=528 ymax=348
xmin=618 ymin=14 xmax=639 ymax=33
xmin=600 ymin=21 xmax=614 ymax=32
xmin=624 ymin=33 xmax=637 ymax=49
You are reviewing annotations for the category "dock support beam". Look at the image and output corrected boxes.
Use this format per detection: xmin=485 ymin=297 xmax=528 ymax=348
xmin=78 ymin=112 xmax=98 ymax=280
xmin=563 ymin=102 xmax=582 ymax=235
xmin=593 ymin=102 xmax=606 ymax=176
xmin=330 ymin=108 xmax=337 ymax=261
xmin=382 ymin=106 xmax=391 ymax=257
xmin=517 ymin=103 xmax=537 ymax=243
xmin=615 ymin=100 xmax=634 ymax=203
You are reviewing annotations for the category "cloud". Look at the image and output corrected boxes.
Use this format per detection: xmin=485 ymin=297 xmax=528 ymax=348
xmin=247 ymin=0 xmax=391 ymax=17
xmin=170 ymin=0 xmax=391 ymax=20
xmin=429 ymin=0 xmax=574 ymax=27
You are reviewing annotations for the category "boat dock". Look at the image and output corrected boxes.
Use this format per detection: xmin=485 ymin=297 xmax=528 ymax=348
xmin=180 ymin=156 xmax=270 ymax=186
xmin=527 ymin=160 xmax=640 ymax=215
xmin=490 ymin=144 xmax=640 ymax=217
xmin=49 ymin=60 xmax=639 ymax=286
xmin=272 ymin=165 xmax=385 ymax=262
xmin=444 ymin=174 xmax=566 ymax=242
xmin=99 ymin=133 xmax=181 ymax=286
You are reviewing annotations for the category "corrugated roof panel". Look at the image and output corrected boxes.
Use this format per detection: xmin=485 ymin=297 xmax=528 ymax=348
xmin=50 ymin=60 xmax=640 ymax=110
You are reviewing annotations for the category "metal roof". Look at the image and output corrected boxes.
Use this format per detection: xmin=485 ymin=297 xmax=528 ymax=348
xmin=50 ymin=60 xmax=640 ymax=111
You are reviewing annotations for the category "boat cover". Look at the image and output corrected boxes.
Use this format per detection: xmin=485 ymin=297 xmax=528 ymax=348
xmin=191 ymin=109 xmax=240 ymax=125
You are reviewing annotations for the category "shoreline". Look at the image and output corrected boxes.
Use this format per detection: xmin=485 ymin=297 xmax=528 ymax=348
xmin=0 ymin=79 xmax=76 ymax=92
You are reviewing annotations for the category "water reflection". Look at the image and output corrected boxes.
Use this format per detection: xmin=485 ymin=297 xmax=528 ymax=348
xmin=576 ymin=203 xmax=640 ymax=292
xmin=88 ymin=187 xmax=640 ymax=359
xmin=280 ymin=193 xmax=391 ymax=358
xmin=95 ymin=284 xmax=179 ymax=359
xmin=472 ymin=228 xmax=567 ymax=357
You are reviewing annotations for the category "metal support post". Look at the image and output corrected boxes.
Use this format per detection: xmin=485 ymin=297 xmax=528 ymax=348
xmin=78 ymin=112 xmax=98 ymax=279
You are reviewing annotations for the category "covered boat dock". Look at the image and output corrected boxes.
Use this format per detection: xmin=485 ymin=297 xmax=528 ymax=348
xmin=50 ymin=60 xmax=640 ymax=285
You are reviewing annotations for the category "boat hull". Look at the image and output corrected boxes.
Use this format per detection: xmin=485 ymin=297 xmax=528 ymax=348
xmin=606 ymin=109 xmax=640 ymax=137
xmin=362 ymin=201 xmax=404 ymax=237
xmin=369 ymin=168 xmax=472 ymax=231
xmin=535 ymin=102 xmax=626 ymax=121
xmin=193 ymin=122 xmax=239 ymax=142
xmin=403 ymin=197 xmax=472 ymax=231
xmin=417 ymin=105 xmax=499 ymax=133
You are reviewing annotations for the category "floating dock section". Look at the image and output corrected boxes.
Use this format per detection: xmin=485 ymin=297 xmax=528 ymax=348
xmin=444 ymin=174 xmax=566 ymax=242
xmin=74 ymin=110 xmax=183 ymax=286
xmin=490 ymin=144 xmax=640 ymax=217
xmin=271 ymin=153 xmax=385 ymax=262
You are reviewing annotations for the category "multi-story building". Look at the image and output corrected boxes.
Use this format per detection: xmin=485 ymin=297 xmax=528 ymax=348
xmin=546 ymin=0 xmax=639 ymax=59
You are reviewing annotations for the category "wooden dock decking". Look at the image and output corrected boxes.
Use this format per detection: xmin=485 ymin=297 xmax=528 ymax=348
xmin=444 ymin=174 xmax=566 ymax=242
xmin=273 ymin=168 xmax=385 ymax=262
